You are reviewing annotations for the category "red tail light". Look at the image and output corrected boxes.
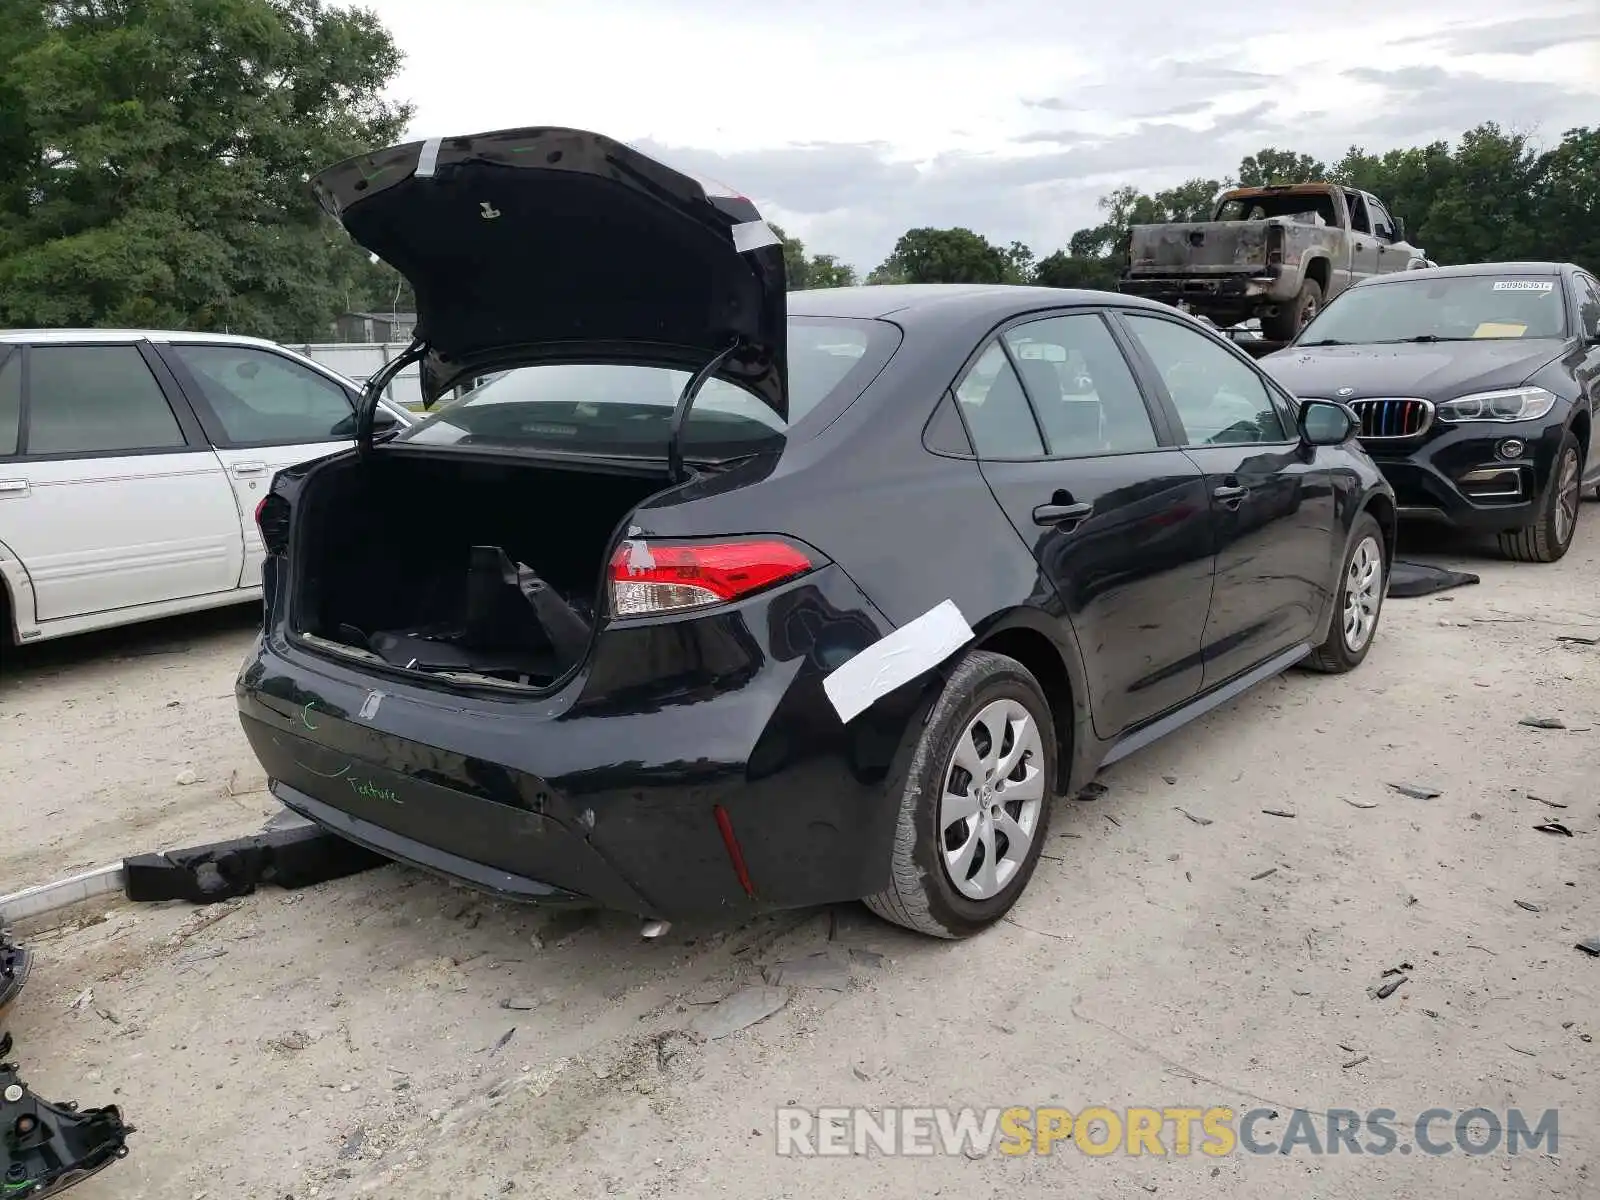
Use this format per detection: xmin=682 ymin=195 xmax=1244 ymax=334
xmin=256 ymin=493 xmax=291 ymax=556
xmin=607 ymin=536 xmax=819 ymax=617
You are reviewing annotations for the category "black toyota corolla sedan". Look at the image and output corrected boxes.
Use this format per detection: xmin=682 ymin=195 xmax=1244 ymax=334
xmin=236 ymin=126 xmax=1395 ymax=939
xmin=1260 ymin=262 xmax=1600 ymax=563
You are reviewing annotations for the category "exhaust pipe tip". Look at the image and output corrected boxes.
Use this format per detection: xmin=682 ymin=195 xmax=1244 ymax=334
xmin=640 ymin=919 xmax=671 ymax=940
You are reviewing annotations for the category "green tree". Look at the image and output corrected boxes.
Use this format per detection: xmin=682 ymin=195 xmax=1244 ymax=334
xmin=805 ymin=253 xmax=858 ymax=288
xmin=1532 ymin=126 xmax=1600 ymax=273
xmin=864 ymin=259 xmax=907 ymax=285
xmin=877 ymin=227 xmax=1010 ymax=284
xmin=770 ymin=222 xmax=859 ymax=289
xmin=0 ymin=0 xmax=411 ymax=337
xmin=1236 ymin=148 xmax=1327 ymax=186
xmin=1032 ymin=250 xmax=1118 ymax=290
xmin=1001 ymin=239 xmax=1035 ymax=284
xmin=1417 ymin=123 xmax=1544 ymax=264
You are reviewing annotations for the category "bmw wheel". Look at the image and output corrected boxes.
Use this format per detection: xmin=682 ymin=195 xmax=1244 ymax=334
xmin=864 ymin=649 xmax=1056 ymax=939
xmin=1304 ymin=513 xmax=1386 ymax=674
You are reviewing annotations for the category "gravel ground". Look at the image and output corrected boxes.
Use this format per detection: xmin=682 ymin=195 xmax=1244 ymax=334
xmin=2 ymin=523 xmax=1597 ymax=1199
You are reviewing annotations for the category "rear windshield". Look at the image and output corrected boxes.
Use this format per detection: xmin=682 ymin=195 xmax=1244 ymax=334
xmin=1215 ymin=192 xmax=1336 ymax=225
xmin=1299 ymin=274 xmax=1569 ymax=344
xmin=398 ymin=317 xmax=899 ymax=460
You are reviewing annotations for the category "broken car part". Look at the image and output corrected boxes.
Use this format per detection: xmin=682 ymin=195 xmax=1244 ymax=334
xmin=0 ymin=936 xmax=132 ymax=1197
xmin=235 ymin=125 xmax=1397 ymax=940
xmin=122 ymin=821 xmax=387 ymax=906
xmin=0 ymin=1039 xmax=130 ymax=1198
xmin=0 ymin=934 xmax=29 ymax=1023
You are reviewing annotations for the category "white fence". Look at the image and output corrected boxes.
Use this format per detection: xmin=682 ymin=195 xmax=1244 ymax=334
xmin=283 ymin=341 xmax=428 ymax=409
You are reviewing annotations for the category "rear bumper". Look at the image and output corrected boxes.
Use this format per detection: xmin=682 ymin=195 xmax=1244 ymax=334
xmin=1117 ymin=272 xmax=1282 ymax=306
xmin=236 ymin=564 xmax=934 ymax=920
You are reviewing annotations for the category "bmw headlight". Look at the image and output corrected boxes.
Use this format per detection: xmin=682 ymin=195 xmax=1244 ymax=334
xmin=1435 ymin=386 xmax=1557 ymax=423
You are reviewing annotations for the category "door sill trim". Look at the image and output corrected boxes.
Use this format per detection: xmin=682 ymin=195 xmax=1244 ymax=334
xmin=1100 ymin=642 xmax=1311 ymax=768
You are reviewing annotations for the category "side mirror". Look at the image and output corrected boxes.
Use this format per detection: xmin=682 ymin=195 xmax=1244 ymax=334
xmin=330 ymin=407 xmax=401 ymax=440
xmin=1298 ymin=398 xmax=1358 ymax=446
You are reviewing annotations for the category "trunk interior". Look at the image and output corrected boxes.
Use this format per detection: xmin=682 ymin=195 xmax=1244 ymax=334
xmin=292 ymin=452 xmax=669 ymax=687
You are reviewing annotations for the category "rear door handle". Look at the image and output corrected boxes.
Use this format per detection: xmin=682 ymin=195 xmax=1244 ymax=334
xmin=0 ymin=479 xmax=28 ymax=496
xmin=1032 ymin=501 xmax=1094 ymax=527
xmin=230 ymin=462 xmax=267 ymax=478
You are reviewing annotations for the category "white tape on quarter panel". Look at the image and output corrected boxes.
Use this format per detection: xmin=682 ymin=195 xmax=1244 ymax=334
xmin=822 ymin=599 xmax=974 ymax=723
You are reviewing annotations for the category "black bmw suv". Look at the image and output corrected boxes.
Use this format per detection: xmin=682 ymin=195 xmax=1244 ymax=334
xmin=1261 ymin=262 xmax=1600 ymax=562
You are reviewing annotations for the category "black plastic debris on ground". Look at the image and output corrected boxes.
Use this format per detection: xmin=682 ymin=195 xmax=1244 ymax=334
xmin=1519 ymin=716 xmax=1567 ymax=730
xmin=1 ymin=933 xmax=133 ymax=1196
xmin=1534 ymin=821 xmax=1576 ymax=837
xmin=1576 ymin=937 xmax=1600 ymax=957
xmin=123 ymin=820 xmax=388 ymax=906
xmin=1387 ymin=561 xmax=1479 ymax=599
xmin=0 ymin=934 xmax=30 ymax=1019
xmin=0 ymin=1044 xmax=131 ymax=1197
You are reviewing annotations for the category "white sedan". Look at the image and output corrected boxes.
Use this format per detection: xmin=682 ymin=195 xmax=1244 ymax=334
xmin=0 ymin=329 xmax=410 ymax=652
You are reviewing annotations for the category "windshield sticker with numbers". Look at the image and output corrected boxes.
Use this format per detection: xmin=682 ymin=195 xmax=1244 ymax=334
xmin=1491 ymin=280 xmax=1554 ymax=292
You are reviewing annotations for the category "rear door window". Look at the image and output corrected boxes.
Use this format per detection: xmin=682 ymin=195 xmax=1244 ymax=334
xmin=954 ymin=343 xmax=1046 ymax=459
xmin=0 ymin=352 xmax=18 ymax=456
xmin=170 ymin=344 xmax=355 ymax=446
xmin=26 ymin=345 xmax=188 ymax=456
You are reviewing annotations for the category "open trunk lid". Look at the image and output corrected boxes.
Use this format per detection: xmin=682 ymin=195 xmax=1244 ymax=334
xmin=310 ymin=126 xmax=788 ymax=420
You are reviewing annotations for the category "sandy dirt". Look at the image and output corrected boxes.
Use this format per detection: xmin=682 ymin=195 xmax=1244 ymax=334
xmin=2 ymin=523 xmax=1597 ymax=1199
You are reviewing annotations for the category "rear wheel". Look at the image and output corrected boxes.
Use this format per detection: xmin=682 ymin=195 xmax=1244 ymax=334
xmin=1498 ymin=432 xmax=1582 ymax=563
xmin=863 ymin=650 xmax=1056 ymax=939
xmin=1261 ymin=279 xmax=1323 ymax=342
xmin=1303 ymin=513 xmax=1385 ymax=674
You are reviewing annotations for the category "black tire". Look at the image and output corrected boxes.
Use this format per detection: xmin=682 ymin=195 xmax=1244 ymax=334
xmin=863 ymin=649 xmax=1057 ymax=939
xmin=1498 ymin=431 xmax=1582 ymax=563
xmin=1303 ymin=513 xmax=1386 ymax=674
xmin=1261 ymin=278 xmax=1323 ymax=342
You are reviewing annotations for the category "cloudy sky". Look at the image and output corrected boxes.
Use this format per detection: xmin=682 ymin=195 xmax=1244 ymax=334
xmin=366 ymin=0 xmax=1600 ymax=271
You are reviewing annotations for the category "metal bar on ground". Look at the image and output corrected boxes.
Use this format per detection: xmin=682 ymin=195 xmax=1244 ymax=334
xmin=0 ymin=864 xmax=126 ymax=925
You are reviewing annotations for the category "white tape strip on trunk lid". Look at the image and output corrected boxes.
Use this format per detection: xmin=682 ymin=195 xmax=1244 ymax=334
xmin=822 ymin=599 xmax=974 ymax=724
xmin=731 ymin=220 xmax=780 ymax=253
xmin=415 ymin=136 xmax=442 ymax=179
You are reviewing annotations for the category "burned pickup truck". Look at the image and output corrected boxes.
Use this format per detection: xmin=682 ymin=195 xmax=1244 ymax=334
xmin=1118 ymin=183 xmax=1430 ymax=341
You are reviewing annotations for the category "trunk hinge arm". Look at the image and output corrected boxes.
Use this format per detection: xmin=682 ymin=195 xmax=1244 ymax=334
xmin=356 ymin=337 xmax=428 ymax=462
xmin=666 ymin=338 xmax=744 ymax=484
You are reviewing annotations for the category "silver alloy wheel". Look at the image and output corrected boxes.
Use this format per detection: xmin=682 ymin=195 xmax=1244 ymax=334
xmin=939 ymin=697 xmax=1046 ymax=901
xmin=1554 ymin=447 xmax=1581 ymax=546
xmin=1342 ymin=535 xmax=1384 ymax=653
